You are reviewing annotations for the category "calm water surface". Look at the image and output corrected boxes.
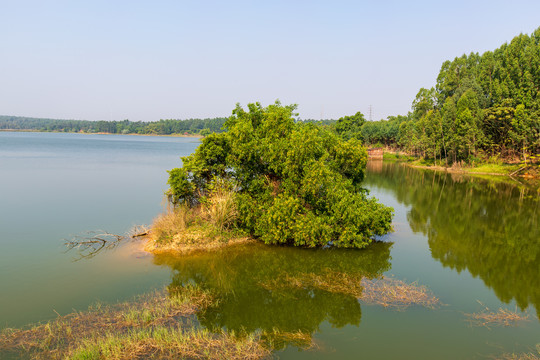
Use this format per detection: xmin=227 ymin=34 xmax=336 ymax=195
xmin=1 ymin=132 xmax=539 ymax=359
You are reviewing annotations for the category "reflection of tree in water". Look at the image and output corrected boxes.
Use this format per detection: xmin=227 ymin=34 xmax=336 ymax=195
xmin=365 ymin=162 xmax=540 ymax=317
xmin=153 ymin=242 xmax=392 ymax=347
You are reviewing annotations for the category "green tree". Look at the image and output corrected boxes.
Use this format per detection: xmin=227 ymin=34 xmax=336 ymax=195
xmin=335 ymin=111 xmax=366 ymax=140
xmin=167 ymin=101 xmax=393 ymax=249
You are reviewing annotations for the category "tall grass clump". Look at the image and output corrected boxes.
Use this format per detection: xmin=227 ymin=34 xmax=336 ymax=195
xmin=202 ymin=179 xmax=238 ymax=232
xmin=150 ymin=207 xmax=188 ymax=243
xmin=146 ymin=180 xmax=249 ymax=254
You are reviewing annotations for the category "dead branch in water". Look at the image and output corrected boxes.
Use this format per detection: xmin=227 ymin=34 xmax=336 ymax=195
xmin=64 ymin=226 xmax=149 ymax=261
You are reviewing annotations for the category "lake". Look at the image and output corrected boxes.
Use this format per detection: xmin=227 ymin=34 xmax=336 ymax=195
xmin=1 ymin=131 xmax=539 ymax=359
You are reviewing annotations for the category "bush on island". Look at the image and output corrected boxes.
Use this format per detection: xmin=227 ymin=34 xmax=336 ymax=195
xmin=167 ymin=101 xmax=393 ymax=249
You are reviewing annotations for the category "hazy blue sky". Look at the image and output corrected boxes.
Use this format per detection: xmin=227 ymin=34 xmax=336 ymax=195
xmin=2 ymin=0 xmax=539 ymax=121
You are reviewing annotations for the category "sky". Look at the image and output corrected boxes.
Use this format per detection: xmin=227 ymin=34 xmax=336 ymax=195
xmin=1 ymin=0 xmax=540 ymax=122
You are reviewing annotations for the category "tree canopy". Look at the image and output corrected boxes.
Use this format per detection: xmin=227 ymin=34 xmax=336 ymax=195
xmin=343 ymin=27 xmax=540 ymax=163
xmin=167 ymin=101 xmax=393 ymax=249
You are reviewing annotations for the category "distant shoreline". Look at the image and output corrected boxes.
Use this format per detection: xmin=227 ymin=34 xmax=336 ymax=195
xmin=0 ymin=129 xmax=204 ymax=138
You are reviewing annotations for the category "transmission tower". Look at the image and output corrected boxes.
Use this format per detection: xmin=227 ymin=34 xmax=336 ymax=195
xmin=368 ymin=105 xmax=373 ymax=121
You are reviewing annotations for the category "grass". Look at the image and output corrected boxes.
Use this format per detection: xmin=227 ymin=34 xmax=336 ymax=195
xmin=464 ymin=303 xmax=529 ymax=328
xmin=383 ymin=152 xmax=415 ymax=162
xmin=495 ymin=344 xmax=540 ymax=360
xmin=0 ymin=285 xmax=270 ymax=360
xmin=496 ymin=353 xmax=540 ymax=360
xmin=145 ymin=186 xmax=255 ymax=254
xmin=404 ymin=156 xmax=540 ymax=178
xmin=69 ymin=327 xmax=268 ymax=360
xmin=261 ymin=272 xmax=440 ymax=310
xmin=466 ymin=163 xmax=521 ymax=175
xmin=360 ymin=276 xmax=440 ymax=310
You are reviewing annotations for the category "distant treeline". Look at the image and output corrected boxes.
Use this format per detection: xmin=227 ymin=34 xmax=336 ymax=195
xmin=0 ymin=115 xmax=338 ymax=136
xmin=0 ymin=116 xmax=228 ymax=135
xmin=336 ymin=27 xmax=540 ymax=163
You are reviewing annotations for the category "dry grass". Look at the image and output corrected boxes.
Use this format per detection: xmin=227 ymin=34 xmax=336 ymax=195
xmin=360 ymin=276 xmax=440 ymax=309
xmin=496 ymin=353 xmax=540 ymax=360
xmin=203 ymin=180 xmax=239 ymax=232
xmin=494 ymin=345 xmax=540 ymax=360
xmin=149 ymin=205 xmax=192 ymax=244
xmin=464 ymin=303 xmax=530 ymax=328
xmin=145 ymin=185 xmax=252 ymax=255
xmin=261 ymin=272 xmax=440 ymax=310
xmin=0 ymin=285 xmax=270 ymax=360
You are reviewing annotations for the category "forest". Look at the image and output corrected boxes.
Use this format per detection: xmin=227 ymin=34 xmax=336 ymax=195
xmin=0 ymin=116 xmax=228 ymax=135
xmin=338 ymin=27 xmax=540 ymax=164
xmin=0 ymin=115 xmax=337 ymax=136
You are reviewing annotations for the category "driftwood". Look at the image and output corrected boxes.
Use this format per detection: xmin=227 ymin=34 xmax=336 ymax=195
xmin=64 ymin=226 xmax=149 ymax=261
xmin=509 ymin=166 xmax=529 ymax=177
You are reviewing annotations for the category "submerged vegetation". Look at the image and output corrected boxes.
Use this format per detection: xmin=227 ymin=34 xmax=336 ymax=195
xmin=465 ymin=306 xmax=530 ymax=328
xmin=0 ymin=285 xmax=270 ymax=360
xmin=261 ymin=273 xmax=440 ymax=310
xmin=359 ymin=276 xmax=440 ymax=310
xmin=162 ymin=101 xmax=393 ymax=250
xmin=497 ymin=346 xmax=540 ymax=360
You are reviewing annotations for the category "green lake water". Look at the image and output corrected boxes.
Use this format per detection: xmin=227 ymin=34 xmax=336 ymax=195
xmin=1 ymin=132 xmax=539 ymax=359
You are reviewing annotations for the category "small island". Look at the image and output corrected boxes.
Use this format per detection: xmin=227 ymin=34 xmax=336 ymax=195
xmin=145 ymin=101 xmax=394 ymax=254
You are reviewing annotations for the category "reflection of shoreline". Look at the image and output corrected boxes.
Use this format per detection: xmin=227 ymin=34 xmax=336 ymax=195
xmin=365 ymin=162 xmax=540 ymax=319
xmin=366 ymin=159 xmax=383 ymax=173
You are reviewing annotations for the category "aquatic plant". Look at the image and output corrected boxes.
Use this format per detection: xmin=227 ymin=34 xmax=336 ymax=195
xmin=464 ymin=303 xmax=530 ymax=328
xmin=359 ymin=276 xmax=440 ymax=310
xmin=0 ymin=285 xmax=269 ymax=360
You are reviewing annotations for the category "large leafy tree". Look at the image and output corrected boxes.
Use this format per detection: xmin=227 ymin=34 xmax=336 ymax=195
xmin=167 ymin=101 xmax=393 ymax=249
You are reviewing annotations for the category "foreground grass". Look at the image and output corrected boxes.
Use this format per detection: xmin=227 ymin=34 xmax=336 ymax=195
xmin=0 ymin=285 xmax=270 ymax=360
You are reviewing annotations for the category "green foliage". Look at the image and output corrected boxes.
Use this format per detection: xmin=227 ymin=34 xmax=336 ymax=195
xmin=167 ymin=101 xmax=394 ymax=249
xmin=335 ymin=111 xmax=366 ymax=140
xmin=337 ymin=27 xmax=540 ymax=164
